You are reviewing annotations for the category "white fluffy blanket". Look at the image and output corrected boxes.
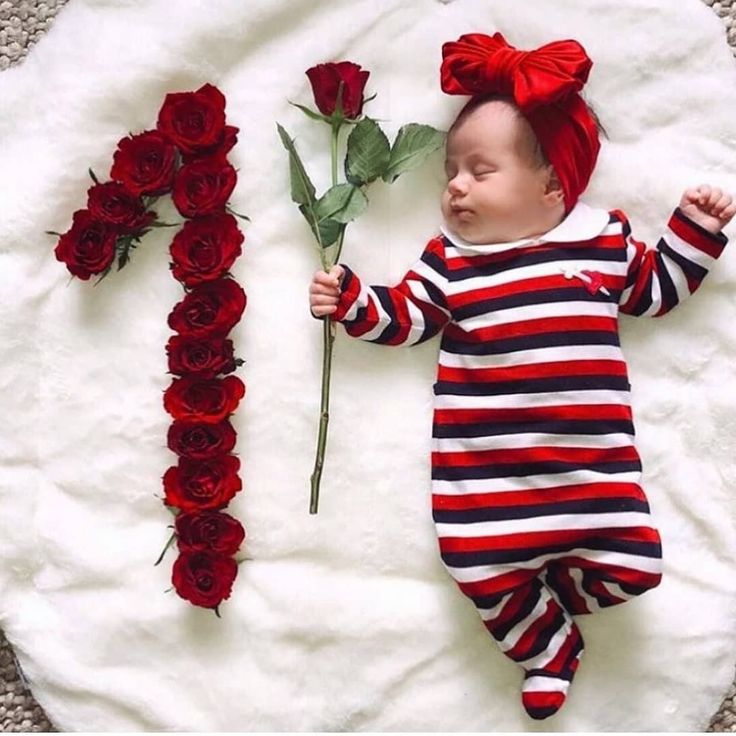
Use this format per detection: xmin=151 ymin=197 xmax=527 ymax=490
xmin=1 ymin=0 xmax=735 ymax=730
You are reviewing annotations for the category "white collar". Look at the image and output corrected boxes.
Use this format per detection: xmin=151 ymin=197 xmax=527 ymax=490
xmin=439 ymin=201 xmax=611 ymax=252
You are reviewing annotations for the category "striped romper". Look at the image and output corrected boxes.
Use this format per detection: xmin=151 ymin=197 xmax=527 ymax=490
xmin=331 ymin=201 xmax=728 ymax=719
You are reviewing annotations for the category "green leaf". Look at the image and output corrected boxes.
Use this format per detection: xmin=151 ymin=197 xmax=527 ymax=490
xmin=276 ymin=123 xmax=317 ymax=207
xmin=299 ymin=204 xmax=343 ymax=248
xmin=88 ymin=168 xmax=99 ymax=184
xmin=45 ymin=230 xmax=62 ymax=237
xmin=289 ymin=101 xmax=331 ymax=124
xmin=315 ymin=183 xmax=368 ymax=225
xmin=345 ymin=117 xmax=391 ymax=186
xmin=382 ymin=124 xmax=446 ymax=184
xmin=116 ymin=237 xmax=135 ymax=271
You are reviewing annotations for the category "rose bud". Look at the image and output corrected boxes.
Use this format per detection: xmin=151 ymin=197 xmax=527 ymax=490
xmin=175 ymin=510 xmax=245 ymax=555
xmin=172 ymin=156 xmax=237 ymax=218
xmin=305 ymin=61 xmax=370 ymax=119
xmin=167 ymin=278 xmax=247 ymax=338
xmin=87 ymin=181 xmax=156 ymax=233
xmin=171 ymin=550 xmax=238 ymax=609
xmin=110 ymin=130 xmax=177 ymax=196
xmin=163 ymin=374 xmax=246 ymax=424
xmin=157 ymin=83 xmax=227 ymax=156
xmin=169 ymin=212 xmax=244 ymax=287
xmin=166 ymin=335 xmax=237 ymax=378
xmin=167 ymin=420 xmax=237 ymax=460
xmin=54 ymin=209 xmax=117 ymax=280
xmin=163 ymin=454 xmax=242 ymax=512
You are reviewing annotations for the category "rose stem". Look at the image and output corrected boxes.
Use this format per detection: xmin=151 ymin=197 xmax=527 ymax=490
xmin=309 ymin=117 xmax=344 ymax=514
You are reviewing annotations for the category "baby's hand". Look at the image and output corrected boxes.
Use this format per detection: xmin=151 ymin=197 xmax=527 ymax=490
xmin=679 ymin=185 xmax=736 ymax=234
xmin=309 ymin=265 xmax=345 ymax=317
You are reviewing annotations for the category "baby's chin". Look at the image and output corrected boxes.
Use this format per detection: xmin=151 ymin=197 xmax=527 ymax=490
xmin=446 ymin=219 xmax=511 ymax=245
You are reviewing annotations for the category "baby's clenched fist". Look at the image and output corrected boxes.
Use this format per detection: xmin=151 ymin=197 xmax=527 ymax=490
xmin=679 ymin=185 xmax=736 ymax=234
xmin=309 ymin=265 xmax=345 ymax=317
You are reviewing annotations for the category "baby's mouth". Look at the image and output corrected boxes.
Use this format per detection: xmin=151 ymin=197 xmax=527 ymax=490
xmin=451 ymin=206 xmax=474 ymax=219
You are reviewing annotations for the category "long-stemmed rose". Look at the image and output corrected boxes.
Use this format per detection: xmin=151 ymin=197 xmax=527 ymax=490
xmin=278 ymin=61 xmax=445 ymax=514
xmin=305 ymin=62 xmax=370 ymax=119
xmin=50 ymin=83 xmax=248 ymax=615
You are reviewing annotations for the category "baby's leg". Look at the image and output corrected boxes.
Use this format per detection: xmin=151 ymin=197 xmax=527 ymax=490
xmin=540 ymin=497 xmax=663 ymax=614
xmin=544 ymin=551 xmax=662 ymax=615
xmin=476 ymin=575 xmax=584 ymax=720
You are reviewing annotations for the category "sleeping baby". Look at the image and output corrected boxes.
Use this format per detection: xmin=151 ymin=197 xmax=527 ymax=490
xmin=308 ymin=32 xmax=735 ymax=720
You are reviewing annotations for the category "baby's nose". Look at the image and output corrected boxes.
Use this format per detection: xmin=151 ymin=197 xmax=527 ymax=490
xmin=447 ymin=174 xmax=469 ymax=195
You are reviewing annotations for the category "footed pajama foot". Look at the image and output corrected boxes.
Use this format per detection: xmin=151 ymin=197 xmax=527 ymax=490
xmin=520 ymin=653 xmax=582 ymax=720
xmin=521 ymin=673 xmax=570 ymax=719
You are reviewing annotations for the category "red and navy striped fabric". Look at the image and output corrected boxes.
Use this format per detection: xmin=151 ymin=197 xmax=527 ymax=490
xmin=332 ymin=206 xmax=727 ymax=719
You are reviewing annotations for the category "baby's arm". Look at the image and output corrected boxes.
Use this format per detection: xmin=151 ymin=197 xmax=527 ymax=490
xmin=308 ymin=237 xmax=451 ymax=346
xmin=617 ymin=185 xmax=734 ymax=317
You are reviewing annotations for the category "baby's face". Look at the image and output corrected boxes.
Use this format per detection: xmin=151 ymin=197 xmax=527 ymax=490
xmin=442 ymin=101 xmax=562 ymax=244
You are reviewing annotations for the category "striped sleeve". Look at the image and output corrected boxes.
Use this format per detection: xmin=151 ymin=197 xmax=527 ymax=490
xmin=617 ymin=207 xmax=728 ymax=317
xmin=332 ymin=236 xmax=451 ymax=346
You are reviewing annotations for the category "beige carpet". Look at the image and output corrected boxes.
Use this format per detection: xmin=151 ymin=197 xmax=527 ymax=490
xmin=0 ymin=0 xmax=735 ymax=731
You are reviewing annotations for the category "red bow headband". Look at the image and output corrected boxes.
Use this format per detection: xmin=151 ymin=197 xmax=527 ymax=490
xmin=441 ymin=32 xmax=600 ymax=213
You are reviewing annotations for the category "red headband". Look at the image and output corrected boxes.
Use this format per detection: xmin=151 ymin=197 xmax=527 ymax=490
xmin=441 ymin=32 xmax=600 ymax=213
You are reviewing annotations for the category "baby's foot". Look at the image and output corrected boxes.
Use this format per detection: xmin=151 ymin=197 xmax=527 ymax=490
xmin=521 ymin=651 xmax=582 ymax=720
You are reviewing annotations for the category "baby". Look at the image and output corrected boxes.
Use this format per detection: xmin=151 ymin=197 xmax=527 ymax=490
xmin=309 ymin=33 xmax=735 ymax=720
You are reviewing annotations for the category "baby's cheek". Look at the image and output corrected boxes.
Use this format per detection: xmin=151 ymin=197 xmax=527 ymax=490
xmin=440 ymin=191 xmax=452 ymax=216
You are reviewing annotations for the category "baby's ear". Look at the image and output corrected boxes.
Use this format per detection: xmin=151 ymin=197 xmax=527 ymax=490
xmin=543 ymin=166 xmax=564 ymax=203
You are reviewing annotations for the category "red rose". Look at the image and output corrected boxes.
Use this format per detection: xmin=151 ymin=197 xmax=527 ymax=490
xmin=166 ymin=335 xmax=236 ymax=377
xmin=54 ymin=209 xmax=117 ymax=280
xmin=87 ymin=181 xmax=156 ymax=233
xmin=168 ymin=278 xmax=247 ymax=338
xmin=167 ymin=420 xmax=237 ymax=460
xmin=175 ymin=126 xmax=238 ymax=165
xmin=305 ymin=61 xmax=370 ymax=119
xmin=172 ymin=156 xmax=237 ymax=218
xmin=157 ymin=84 xmax=228 ymax=156
xmin=110 ymin=130 xmax=177 ymax=196
xmin=163 ymin=374 xmax=245 ymax=423
xmin=169 ymin=213 xmax=243 ymax=287
xmin=172 ymin=550 xmax=238 ymax=609
xmin=191 ymin=124 xmax=238 ymax=163
xmin=175 ymin=510 xmax=245 ymax=555
xmin=163 ymin=454 xmax=242 ymax=511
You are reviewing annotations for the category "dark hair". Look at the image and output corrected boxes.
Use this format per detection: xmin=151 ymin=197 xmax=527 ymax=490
xmin=449 ymin=92 xmax=608 ymax=170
